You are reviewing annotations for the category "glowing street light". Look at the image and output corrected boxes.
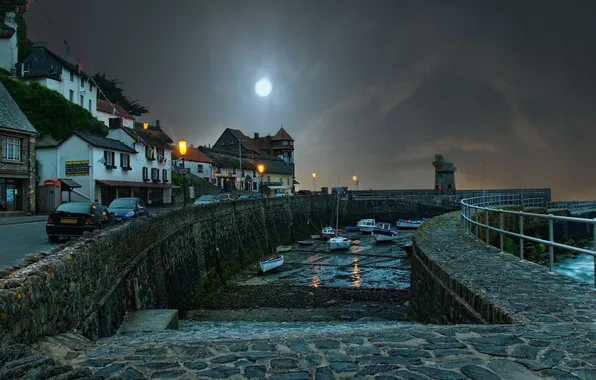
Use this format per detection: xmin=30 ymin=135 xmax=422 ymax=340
xmin=178 ymin=139 xmax=188 ymax=207
xmin=352 ymin=175 xmax=359 ymax=191
xmin=178 ymin=139 xmax=187 ymax=156
xmin=312 ymin=172 xmax=317 ymax=193
xmin=257 ymin=164 xmax=265 ymax=196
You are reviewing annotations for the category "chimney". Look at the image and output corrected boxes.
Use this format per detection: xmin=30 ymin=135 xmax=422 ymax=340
xmin=109 ymin=117 xmax=123 ymax=129
xmin=155 ymin=120 xmax=160 ymax=129
xmin=254 ymin=133 xmax=259 ymax=139
xmin=208 ymin=144 xmax=211 ymax=148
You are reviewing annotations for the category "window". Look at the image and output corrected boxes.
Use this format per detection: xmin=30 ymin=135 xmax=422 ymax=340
xmin=80 ymin=95 xmax=84 ymax=106
xmin=267 ymin=176 xmax=270 ymax=182
xmin=120 ymin=153 xmax=131 ymax=169
xmin=162 ymin=169 xmax=168 ymax=182
xmin=151 ymin=168 xmax=160 ymax=181
xmin=81 ymin=78 xmax=85 ymax=87
xmin=22 ymin=62 xmax=30 ymax=75
xmin=69 ymin=90 xmax=74 ymax=102
xmin=197 ymin=164 xmax=203 ymax=173
xmin=253 ymin=182 xmax=257 ymax=191
xmin=70 ymin=71 xmax=74 ymax=81
xmin=282 ymin=140 xmax=288 ymax=145
xmin=145 ymin=145 xmax=155 ymax=160
xmin=89 ymin=81 xmax=92 ymax=91
xmin=287 ymin=178 xmax=290 ymax=186
xmin=142 ymin=167 xmax=149 ymax=181
xmin=103 ymin=150 xmax=115 ymax=167
xmin=156 ymin=147 xmax=165 ymax=159
xmin=1 ymin=137 xmax=21 ymax=161
xmin=221 ymin=141 xmax=225 ymax=146
xmin=230 ymin=140 xmax=234 ymax=144
xmin=88 ymin=99 xmax=92 ymax=112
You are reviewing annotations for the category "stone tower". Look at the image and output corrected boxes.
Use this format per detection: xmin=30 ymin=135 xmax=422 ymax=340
xmin=433 ymin=154 xmax=457 ymax=195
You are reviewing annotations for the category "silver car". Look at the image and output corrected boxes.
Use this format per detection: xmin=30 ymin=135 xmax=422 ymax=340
xmin=194 ymin=195 xmax=218 ymax=205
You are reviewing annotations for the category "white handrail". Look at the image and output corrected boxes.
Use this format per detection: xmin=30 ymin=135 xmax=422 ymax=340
xmin=460 ymin=194 xmax=596 ymax=288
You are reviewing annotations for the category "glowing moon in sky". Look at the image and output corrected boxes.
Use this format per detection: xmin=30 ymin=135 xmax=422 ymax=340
xmin=255 ymin=78 xmax=272 ymax=97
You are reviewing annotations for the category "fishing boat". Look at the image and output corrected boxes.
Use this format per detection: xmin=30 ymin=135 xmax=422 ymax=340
xmin=329 ymin=236 xmax=350 ymax=250
xmin=372 ymin=222 xmax=398 ymax=242
xmin=321 ymin=226 xmax=337 ymax=240
xmin=276 ymin=245 xmax=292 ymax=253
xmin=346 ymin=226 xmax=360 ymax=232
xmin=396 ymin=218 xmax=428 ymax=229
xmin=357 ymin=219 xmax=376 ymax=233
xmin=298 ymin=240 xmax=315 ymax=246
xmin=259 ymin=255 xmax=284 ymax=273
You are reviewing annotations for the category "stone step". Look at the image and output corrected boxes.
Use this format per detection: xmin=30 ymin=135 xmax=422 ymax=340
xmin=117 ymin=309 xmax=179 ymax=334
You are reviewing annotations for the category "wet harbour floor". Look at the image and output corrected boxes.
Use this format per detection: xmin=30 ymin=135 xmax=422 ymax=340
xmin=187 ymin=230 xmax=415 ymax=323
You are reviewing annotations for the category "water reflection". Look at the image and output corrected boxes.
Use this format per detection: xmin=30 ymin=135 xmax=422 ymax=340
xmin=352 ymin=257 xmax=361 ymax=288
xmin=312 ymin=266 xmax=320 ymax=288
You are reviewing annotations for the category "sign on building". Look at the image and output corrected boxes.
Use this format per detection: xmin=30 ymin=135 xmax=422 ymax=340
xmin=65 ymin=160 xmax=90 ymax=176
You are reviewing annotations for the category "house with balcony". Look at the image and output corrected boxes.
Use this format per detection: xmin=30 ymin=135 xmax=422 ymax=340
xmin=105 ymin=119 xmax=173 ymax=205
xmin=96 ymin=99 xmax=135 ymax=129
xmin=0 ymin=81 xmax=38 ymax=214
xmin=16 ymin=46 xmax=98 ymax=116
xmin=171 ymin=145 xmax=213 ymax=181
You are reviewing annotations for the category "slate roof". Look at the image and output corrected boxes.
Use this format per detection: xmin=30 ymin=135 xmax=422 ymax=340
xmin=72 ymin=131 xmax=137 ymax=153
xmin=200 ymin=146 xmax=293 ymax=175
xmin=227 ymin=128 xmax=263 ymax=154
xmin=97 ymin=99 xmax=134 ymax=120
xmin=171 ymin=146 xmax=212 ymax=163
xmin=36 ymin=135 xmax=59 ymax=148
xmin=272 ymin=127 xmax=293 ymax=141
xmin=0 ymin=81 xmax=38 ymax=135
xmin=132 ymin=121 xmax=174 ymax=148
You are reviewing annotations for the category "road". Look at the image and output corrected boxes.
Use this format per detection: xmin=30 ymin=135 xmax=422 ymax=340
xmin=0 ymin=221 xmax=60 ymax=270
xmin=0 ymin=205 xmax=181 ymax=270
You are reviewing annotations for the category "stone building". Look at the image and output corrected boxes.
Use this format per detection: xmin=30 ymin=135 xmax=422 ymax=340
xmin=433 ymin=154 xmax=457 ymax=195
xmin=0 ymin=80 xmax=39 ymax=214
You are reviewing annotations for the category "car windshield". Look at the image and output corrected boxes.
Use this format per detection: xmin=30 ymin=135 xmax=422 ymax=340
xmin=109 ymin=198 xmax=137 ymax=209
xmin=55 ymin=203 xmax=92 ymax=214
xmin=198 ymin=195 xmax=214 ymax=201
xmin=216 ymin=194 xmax=229 ymax=199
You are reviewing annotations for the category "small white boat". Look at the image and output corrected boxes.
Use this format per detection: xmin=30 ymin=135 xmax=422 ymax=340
xmin=372 ymin=222 xmax=398 ymax=242
xmin=396 ymin=218 xmax=428 ymax=229
xmin=329 ymin=237 xmax=350 ymax=251
xmin=259 ymin=255 xmax=284 ymax=273
xmin=298 ymin=240 xmax=315 ymax=246
xmin=276 ymin=245 xmax=292 ymax=253
xmin=357 ymin=219 xmax=376 ymax=233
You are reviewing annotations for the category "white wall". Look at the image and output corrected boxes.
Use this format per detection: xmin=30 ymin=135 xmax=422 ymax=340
xmin=31 ymin=72 xmax=98 ymax=117
xmin=96 ymin=112 xmax=135 ymax=129
xmin=174 ymin=159 xmax=212 ymax=180
xmin=0 ymin=13 xmax=17 ymax=73
xmin=36 ymin=147 xmax=58 ymax=186
xmin=56 ymin=135 xmax=93 ymax=202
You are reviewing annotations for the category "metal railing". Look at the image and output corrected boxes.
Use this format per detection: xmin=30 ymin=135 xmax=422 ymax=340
xmin=460 ymin=194 xmax=596 ymax=288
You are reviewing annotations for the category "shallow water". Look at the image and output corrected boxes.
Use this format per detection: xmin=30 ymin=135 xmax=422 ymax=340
xmin=557 ymin=253 xmax=595 ymax=284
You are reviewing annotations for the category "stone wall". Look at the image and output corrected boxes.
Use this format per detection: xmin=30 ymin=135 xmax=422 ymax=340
xmin=410 ymin=211 xmax=596 ymax=325
xmin=0 ymin=196 xmax=335 ymax=346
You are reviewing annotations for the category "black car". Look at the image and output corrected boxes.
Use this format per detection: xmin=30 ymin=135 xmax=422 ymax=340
xmin=46 ymin=202 xmax=113 ymax=242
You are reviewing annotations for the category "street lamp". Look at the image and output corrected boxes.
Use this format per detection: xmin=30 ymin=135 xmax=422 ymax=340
xmin=178 ymin=139 xmax=188 ymax=207
xmin=352 ymin=175 xmax=358 ymax=191
xmin=312 ymin=172 xmax=316 ymax=193
xmin=257 ymin=164 xmax=265 ymax=196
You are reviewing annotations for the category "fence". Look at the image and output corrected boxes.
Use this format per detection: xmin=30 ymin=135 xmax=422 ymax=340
xmin=460 ymin=194 xmax=596 ymax=288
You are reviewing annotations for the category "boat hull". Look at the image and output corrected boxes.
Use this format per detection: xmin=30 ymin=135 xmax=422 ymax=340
xmin=396 ymin=218 xmax=428 ymax=229
xmin=298 ymin=240 xmax=314 ymax=246
xmin=259 ymin=255 xmax=284 ymax=273
xmin=372 ymin=230 xmax=398 ymax=242
xmin=276 ymin=245 xmax=292 ymax=253
xmin=329 ymin=237 xmax=350 ymax=250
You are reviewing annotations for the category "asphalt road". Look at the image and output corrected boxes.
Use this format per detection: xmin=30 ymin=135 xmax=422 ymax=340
xmin=0 ymin=221 xmax=59 ymax=270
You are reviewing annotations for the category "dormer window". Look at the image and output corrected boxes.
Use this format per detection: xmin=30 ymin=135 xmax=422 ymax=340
xmin=22 ymin=62 xmax=30 ymax=76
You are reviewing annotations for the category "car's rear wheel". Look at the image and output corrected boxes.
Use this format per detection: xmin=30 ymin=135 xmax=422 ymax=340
xmin=48 ymin=235 xmax=59 ymax=243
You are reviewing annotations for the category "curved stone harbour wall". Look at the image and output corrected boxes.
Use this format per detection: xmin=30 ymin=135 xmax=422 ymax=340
xmin=410 ymin=211 xmax=596 ymax=325
xmin=0 ymin=196 xmax=335 ymax=346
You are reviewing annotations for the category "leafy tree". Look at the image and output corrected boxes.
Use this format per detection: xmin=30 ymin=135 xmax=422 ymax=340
xmin=0 ymin=71 xmax=107 ymax=139
xmin=92 ymin=73 xmax=149 ymax=116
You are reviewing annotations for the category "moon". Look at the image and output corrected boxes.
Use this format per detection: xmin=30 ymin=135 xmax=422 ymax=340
xmin=255 ymin=78 xmax=272 ymax=97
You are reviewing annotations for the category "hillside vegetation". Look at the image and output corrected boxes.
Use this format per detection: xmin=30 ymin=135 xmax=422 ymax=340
xmin=0 ymin=71 xmax=107 ymax=138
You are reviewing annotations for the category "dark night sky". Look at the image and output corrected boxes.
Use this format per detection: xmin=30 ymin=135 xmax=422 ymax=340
xmin=23 ymin=0 xmax=596 ymax=200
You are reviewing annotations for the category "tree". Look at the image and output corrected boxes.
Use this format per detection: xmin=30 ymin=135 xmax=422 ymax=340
xmin=92 ymin=73 xmax=149 ymax=116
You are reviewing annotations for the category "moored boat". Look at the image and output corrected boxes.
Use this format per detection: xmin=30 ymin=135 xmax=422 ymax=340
xmin=259 ymin=255 xmax=284 ymax=273
xmin=321 ymin=226 xmax=337 ymax=240
xmin=346 ymin=226 xmax=360 ymax=232
xmin=276 ymin=245 xmax=292 ymax=253
xmin=329 ymin=236 xmax=350 ymax=251
xmin=396 ymin=218 xmax=428 ymax=229
xmin=298 ymin=240 xmax=315 ymax=246
xmin=372 ymin=222 xmax=398 ymax=242
xmin=356 ymin=219 xmax=376 ymax=233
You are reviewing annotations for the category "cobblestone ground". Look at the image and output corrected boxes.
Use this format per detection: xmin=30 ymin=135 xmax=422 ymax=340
xmin=4 ymin=321 xmax=596 ymax=379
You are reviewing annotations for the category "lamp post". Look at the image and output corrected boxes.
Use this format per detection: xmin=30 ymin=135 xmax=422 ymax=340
xmin=178 ymin=139 xmax=188 ymax=207
xmin=312 ymin=172 xmax=316 ymax=193
xmin=257 ymin=164 xmax=265 ymax=196
xmin=352 ymin=175 xmax=358 ymax=191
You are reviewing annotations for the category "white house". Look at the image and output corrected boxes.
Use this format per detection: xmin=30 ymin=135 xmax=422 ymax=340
xmin=171 ymin=145 xmax=213 ymax=181
xmin=0 ymin=12 xmax=18 ymax=73
xmin=16 ymin=46 xmax=98 ymax=116
xmin=96 ymin=99 xmax=135 ymax=129
xmin=36 ymin=129 xmax=173 ymax=206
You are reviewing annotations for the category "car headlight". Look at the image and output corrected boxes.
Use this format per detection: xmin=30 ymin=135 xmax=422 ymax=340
xmin=125 ymin=211 xmax=135 ymax=217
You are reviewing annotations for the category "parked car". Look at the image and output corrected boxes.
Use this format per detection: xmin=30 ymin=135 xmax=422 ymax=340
xmin=275 ymin=193 xmax=286 ymax=197
xmin=194 ymin=195 xmax=218 ymax=205
xmin=250 ymin=193 xmax=264 ymax=199
xmin=216 ymin=193 xmax=232 ymax=202
xmin=236 ymin=194 xmax=251 ymax=200
xmin=108 ymin=197 xmax=149 ymax=222
xmin=46 ymin=202 xmax=113 ymax=242
xmin=99 ymin=204 xmax=116 ymax=225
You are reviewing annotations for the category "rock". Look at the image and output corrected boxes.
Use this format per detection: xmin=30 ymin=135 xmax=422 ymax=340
xmin=315 ymin=366 xmax=335 ymax=380
xmin=244 ymin=365 xmax=266 ymax=378
xmin=0 ymin=344 xmax=33 ymax=367
xmin=486 ymin=359 xmax=544 ymax=380
xmin=150 ymin=369 xmax=187 ymax=378
xmin=196 ymin=367 xmax=240 ymax=378
xmin=120 ymin=367 xmax=146 ymax=380
xmin=460 ymin=365 xmax=500 ymax=380
xmin=270 ymin=358 xmax=298 ymax=369
xmin=409 ymin=366 xmax=464 ymax=379
xmin=182 ymin=361 xmax=207 ymax=370
xmin=314 ymin=340 xmax=340 ymax=349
